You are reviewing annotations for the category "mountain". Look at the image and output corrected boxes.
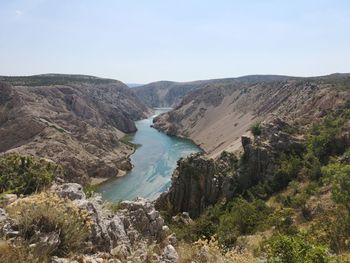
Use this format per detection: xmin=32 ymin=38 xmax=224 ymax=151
xmin=0 ymin=74 xmax=151 ymax=183
xmin=133 ymin=75 xmax=289 ymax=108
xmin=153 ymin=74 xmax=350 ymax=157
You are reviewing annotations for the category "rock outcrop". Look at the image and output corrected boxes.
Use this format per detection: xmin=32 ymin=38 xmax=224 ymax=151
xmin=0 ymin=75 xmax=151 ymax=183
xmin=236 ymin=119 xmax=304 ymax=190
xmin=50 ymin=184 xmax=168 ymax=250
xmin=0 ymin=183 xmax=178 ymax=263
xmin=156 ymin=152 xmax=238 ymax=218
xmin=156 ymin=119 xmax=303 ymax=218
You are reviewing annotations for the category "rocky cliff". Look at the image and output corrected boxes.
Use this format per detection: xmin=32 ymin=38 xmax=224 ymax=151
xmin=0 ymin=74 xmax=151 ymax=183
xmin=156 ymin=119 xmax=303 ymax=218
xmin=153 ymin=74 xmax=350 ymax=157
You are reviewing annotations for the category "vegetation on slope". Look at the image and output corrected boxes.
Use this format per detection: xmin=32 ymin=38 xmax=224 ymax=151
xmin=0 ymin=74 xmax=117 ymax=86
xmin=0 ymin=154 xmax=63 ymax=196
xmin=1 ymin=192 xmax=92 ymax=262
xmin=168 ymin=103 xmax=350 ymax=262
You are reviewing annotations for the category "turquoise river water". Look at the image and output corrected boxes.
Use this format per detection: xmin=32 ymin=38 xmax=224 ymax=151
xmin=98 ymin=108 xmax=201 ymax=201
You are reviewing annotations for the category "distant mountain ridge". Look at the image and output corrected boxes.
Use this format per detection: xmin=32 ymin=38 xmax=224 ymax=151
xmin=133 ymin=75 xmax=293 ymax=107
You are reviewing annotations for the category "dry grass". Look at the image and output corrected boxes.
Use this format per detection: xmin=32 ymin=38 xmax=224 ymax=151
xmin=0 ymin=239 xmax=50 ymax=263
xmin=177 ymin=237 xmax=254 ymax=263
xmin=6 ymin=192 xmax=93 ymax=257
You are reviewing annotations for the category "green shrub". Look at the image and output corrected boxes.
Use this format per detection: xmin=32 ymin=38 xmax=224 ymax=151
xmin=308 ymin=208 xmax=350 ymax=253
xmin=283 ymin=192 xmax=309 ymax=210
xmin=306 ymin=113 xmax=347 ymax=164
xmin=83 ymin=184 xmax=97 ymax=198
xmin=265 ymin=234 xmax=330 ymax=263
xmin=304 ymin=181 xmax=320 ymax=196
xmin=251 ymin=122 xmax=262 ymax=137
xmin=270 ymin=155 xmax=302 ymax=192
xmin=0 ymin=154 xmax=62 ymax=196
xmin=268 ymin=208 xmax=298 ymax=235
xmin=218 ymin=198 xmax=271 ymax=247
xmin=301 ymin=150 xmax=322 ymax=180
xmin=170 ymin=204 xmax=222 ymax=242
xmin=322 ymin=162 xmax=350 ymax=210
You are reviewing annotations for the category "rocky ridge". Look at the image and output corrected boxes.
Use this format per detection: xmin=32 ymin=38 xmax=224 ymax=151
xmin=133 ymin=75 xmax=290 ymax=108
xmin=153 ymin=74 xmax=350 ymax=157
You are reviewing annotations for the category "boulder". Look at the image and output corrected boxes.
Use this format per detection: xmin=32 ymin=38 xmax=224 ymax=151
xmin=0 ymin=194 xmax=17 ymax=207
xmin=51 ymin=183 xmax=86 ymax=200
xmin=162 ymin=245 xmax=179 ymax=263
xmin=0 ymin=208 xmax=16 ymax=239
xmin=119 ymin=198 xmax=166 ymax=240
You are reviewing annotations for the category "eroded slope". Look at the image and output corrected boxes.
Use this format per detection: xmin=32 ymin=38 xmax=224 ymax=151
xmin=0 ymin=75 xmax=151 ymax=183
xmin=153 ymin=74 xmax=350 ymax=157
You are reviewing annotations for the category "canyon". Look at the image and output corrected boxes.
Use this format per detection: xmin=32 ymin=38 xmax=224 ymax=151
xmin=1 ymin=72 xmax=350 ymax=262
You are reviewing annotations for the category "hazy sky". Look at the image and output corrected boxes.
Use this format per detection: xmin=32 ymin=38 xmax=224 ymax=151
xmin=0 ymin=0 xmax=349 ymax=83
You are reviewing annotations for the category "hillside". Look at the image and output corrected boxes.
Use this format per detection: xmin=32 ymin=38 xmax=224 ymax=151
xmin=153 ymin=74 xmax=350 ymax=157
xmin=133 ymin=76 xmax=289 ymax=108
xmin=154 ymin=75 xmax=350 ymax=262
xmin=0 ymin=74 xmax=151 ymax=183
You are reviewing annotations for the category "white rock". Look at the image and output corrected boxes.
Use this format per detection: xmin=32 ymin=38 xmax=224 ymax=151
xmin=51 ymin=183 xmax=86 ymax=200
xmin=163 ymin=245 xmax=179 ymax=263
xmin=0 ymin=194 xmax=17 ymax=206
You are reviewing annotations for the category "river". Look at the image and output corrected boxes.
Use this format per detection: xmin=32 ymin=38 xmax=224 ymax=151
xmin=98 ymin=108 xmax=201 ymax=201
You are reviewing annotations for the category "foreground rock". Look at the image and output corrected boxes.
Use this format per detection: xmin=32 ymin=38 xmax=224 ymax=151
xmin=49 ymin=183 xmax=178 ymax=262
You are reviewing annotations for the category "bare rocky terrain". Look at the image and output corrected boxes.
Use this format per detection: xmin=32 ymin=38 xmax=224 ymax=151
xmin=0 ymin=74 xmax=151 ymax=183
xmin=152 ymin=74 xmax=350 ymax=157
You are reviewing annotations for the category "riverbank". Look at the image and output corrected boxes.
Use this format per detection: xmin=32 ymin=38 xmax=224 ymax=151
xmin=98 ymin=108 xmax=201 ymax=201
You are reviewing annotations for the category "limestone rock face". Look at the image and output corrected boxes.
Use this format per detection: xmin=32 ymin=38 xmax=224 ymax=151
xmin=237 ymin=119 xmax=304 ymax=190
xmin=156 ymin=152 xmax=238 ymax=218
xmin=156 ymin=119 xmax=303 ymax=219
